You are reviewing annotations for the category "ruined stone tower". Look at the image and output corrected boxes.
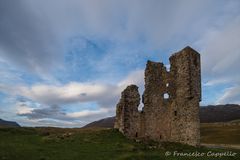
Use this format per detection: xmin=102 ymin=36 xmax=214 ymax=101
xmin=114 ymin=46 xmax=201 ymax=146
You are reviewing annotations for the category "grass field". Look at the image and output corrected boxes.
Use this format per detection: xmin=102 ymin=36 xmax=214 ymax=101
xmin=0 ymin=125 xmax=239 ymax=160
xmin=201 ymin=123 xmax=240 ymax=145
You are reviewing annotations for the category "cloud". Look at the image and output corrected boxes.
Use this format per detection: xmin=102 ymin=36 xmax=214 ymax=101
xmin=17 ymin=103 xmax=108 ymax=120
xmin=203 ymin=78 xmax=232 ymax=86
xmin=118 ymin=70 xmax=144 ymax=87
xmin=216 ymin=85 xmax=240 ymax=104
xmin=1 ymin=0 xmax=239 ymax=75
xmin=0 ymin=0 xmax=225 ymax=78
xmin=1 ymin=0 xmax=238 ymax=86
xmin=196 ymin=15 xmax=240 ymax=78
xmin=18 ymin=104 xmax=64 ymax=119
xmin=17 ymin=118 xmax=83 ymax=128
xmin=16 ymin=101 xmax=110 ymax=127
xmin=0 ymin=1 xmax=64 ymax=77
xmin=0 ymin=59 xmax=24 ymax=85
xmin=0 ymin=69 xmax=144 ymax=126
xmin=17 ymin=103 xmax=107 ymax=118
xmin=16 ymin=103 xmax=33 ymax=115
xmin=66 ymin=108 xmax=108 ymax=119
xmin=193 ymin=3 xmax=240 ymax=105
xmin=1 ymin=69 xmax=144 ymax=107
xmin=18 ymin=82 xmax=119 ymax=107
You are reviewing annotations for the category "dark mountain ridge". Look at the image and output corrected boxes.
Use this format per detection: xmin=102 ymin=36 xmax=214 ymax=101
xmin=200 ymin=104 xmax=240 ymax=123
xmin=0 ymin=119 xmax=20 ymax=127
xmin=83 ymin=104 xmax=240 ymax=128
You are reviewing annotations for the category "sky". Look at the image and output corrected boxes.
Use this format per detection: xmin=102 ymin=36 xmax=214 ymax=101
xmin=0 ymin=0 xmax=240 ymax=127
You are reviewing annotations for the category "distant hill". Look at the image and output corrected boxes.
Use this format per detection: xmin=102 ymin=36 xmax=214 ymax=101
xmin=83 ymin=116 xmax=115 ymax=128
xmin=83 ymin=104 xmax=240 ymax=128
xmin=0 ymin=119 xmax=20 ymax=127
xmin=200 ymin=104 xmax=240 ymax=123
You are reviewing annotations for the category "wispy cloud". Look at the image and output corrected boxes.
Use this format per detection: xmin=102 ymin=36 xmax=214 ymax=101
xmin=203 ymin=78 xmax=233 ymax=86
xmin=217 ymin=85 xmax=240 ymax=105
xmin=0 ymin=1 xmax=64 ymax=78
xmin=196 ymin=15 xmax=240 ymax=77
xmin=0 ymin=0 xmax=226 ymax=77
xmin=0 ymin=70 xmax=143 ymax=126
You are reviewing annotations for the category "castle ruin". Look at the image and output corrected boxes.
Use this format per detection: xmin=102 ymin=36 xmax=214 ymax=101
xmin=114 ymin=46 xmax=201 ymax=146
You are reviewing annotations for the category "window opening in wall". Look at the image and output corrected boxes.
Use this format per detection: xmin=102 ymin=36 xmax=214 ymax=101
xmin=160 ymin=135 xmax=162 ymax=139
xmin=135 ymin=132 xmax=138 ymax=138
xmin=174 ymin=111 xmax=177 ymax=116
xmin=164 ymin=93 xmax=169 ymax=99
xmin=138 ymin=103 xmax=144 ymax=111
xmin=138 ymin=91 xmax=144 ymax=112
xmin=166 ymin=64 xmax=170 ymax=72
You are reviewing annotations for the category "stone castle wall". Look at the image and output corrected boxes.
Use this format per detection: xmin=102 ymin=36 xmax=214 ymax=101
xmin=114 ymin=46 xmax=201 ymax=146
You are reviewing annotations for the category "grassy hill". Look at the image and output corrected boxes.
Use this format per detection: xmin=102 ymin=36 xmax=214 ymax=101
xmin=0 ymin=126 xmax=239 ymax=160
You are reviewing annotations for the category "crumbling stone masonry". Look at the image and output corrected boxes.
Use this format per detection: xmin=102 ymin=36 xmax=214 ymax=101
xmin=114 ymin=46 xmax=201 ymax=146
